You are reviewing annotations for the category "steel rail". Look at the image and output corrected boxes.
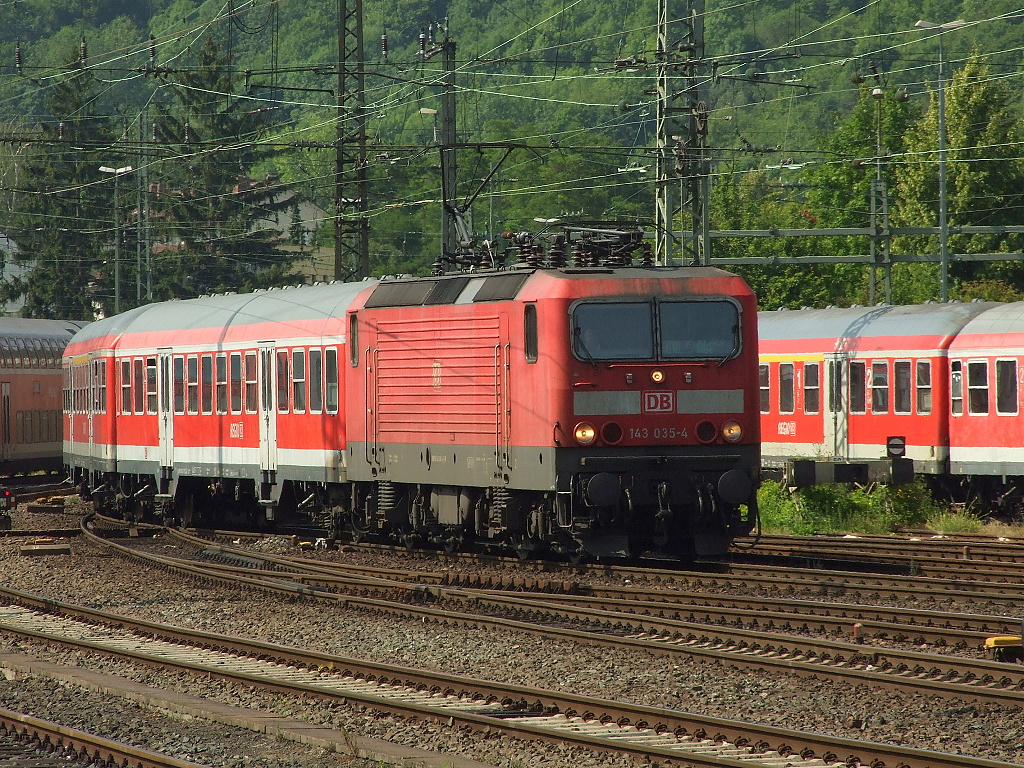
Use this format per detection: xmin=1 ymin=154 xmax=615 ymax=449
xmin=0 ymin=706 xmax=210 ymax=768
xmin=0 ymin=595 xmax=1015 ymax=768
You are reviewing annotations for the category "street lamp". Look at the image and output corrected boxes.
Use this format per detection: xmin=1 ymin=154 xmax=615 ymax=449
xmin=914 ymin=19 xmax=966 ymax=302
xmin=99 ymin=165 xmax=133 ymax=315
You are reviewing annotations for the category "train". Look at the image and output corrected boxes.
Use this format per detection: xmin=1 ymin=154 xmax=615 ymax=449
xmin=63 ymin=226 xmax=762 ymax=560
xmin=0 ymin=318 xmax=86 ymax=479
xmin=757 ymin=300 xmax=1024 ymax=513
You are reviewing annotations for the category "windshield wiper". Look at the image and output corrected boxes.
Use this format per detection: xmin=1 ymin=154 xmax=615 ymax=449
xmin=573 ymin=326 xmax=599 ymax=373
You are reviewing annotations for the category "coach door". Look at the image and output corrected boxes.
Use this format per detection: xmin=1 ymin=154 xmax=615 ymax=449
xmin=825 ymin=353 xmax=850 ymax=461
xmin=258 ymin=343 xmax=278 ymax=474
xmin=157 ymin=350 xmax=174 ymax=471
xmin=0 ymin=382 xmax=9 ymax=463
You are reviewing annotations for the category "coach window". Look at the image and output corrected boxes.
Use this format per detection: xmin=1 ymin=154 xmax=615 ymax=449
xmin=997 ymin=359 xmax=1018 ymax=415
xmin=276 ymin=351 xmax=289 ymax=413
xmin=34 ymin=410 xmax=42 ymax=443
xmin=950 ymin=361 xmax=963 ymax=416
xmin=120 ymin=360 xmax=131 ymax=414
xmin=0 ymin=340 xmax=7 ymax=368
xmin=779 ymin=363 xmax=795 ymax=414
xmin=146 ymin=358 xmax=157 ymax=413
xmin=524 ymin=304 xmax=538 ymax=363
xmin=804 ymin=363 xmax=820 ymax=414
xmin=871 ymin=361 xmax=889 ymax=413
xmin=200 ymin=354 xmax=213 ymax=414
xmin=758 ymin=364 xmax=770 ymax=413
xmin=894 ymin=361 xmax=912 ymax=415
xmin=244 ymin=352 xmax=258 ymax=413
xmin=230 ymin=352 xmax=243 ymax=413
xmin=16 ymin=412 xmax=23 ymax=443
xmin=967 ymin=360 xmax=989 ymax=415
xmin=849 ymin=361 xmax=866 ymax=413
xmin=216 ymin=354 xmax=228 ymax=414
xmin=349 ymin=314 xmax=359 ymax=367
xmin=325 ymin=349 xmax=339 ymax=414
xmin=173 ymin=357 xmax=185 ymax=414
xmin=293 ymin=349 xmax=307 ymax=413
xmin=133 ymin=358 xmax=145 ymax=414
xmin=97 ymin=360 xmax=108 ymax=414
xmin=916 ymin=361 xmax=932 ymax=415
xmin=309 ymin=349 xmax=323 ymax=413
xmin=187 ymin=356 xmax=199 ymax=415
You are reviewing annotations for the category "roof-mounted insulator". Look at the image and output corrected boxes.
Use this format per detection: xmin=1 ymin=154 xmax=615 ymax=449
xmin=15 ymin=42 xmax=22 ymax=75
xmin=80 ymin=38 xmax=87 ymax=66
xmin=381 ymin=30 xmax=388 ymax=59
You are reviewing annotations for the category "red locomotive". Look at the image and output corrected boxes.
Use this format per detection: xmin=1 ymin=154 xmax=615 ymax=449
xmin=64 ymin=227 xmax=760 ymax=559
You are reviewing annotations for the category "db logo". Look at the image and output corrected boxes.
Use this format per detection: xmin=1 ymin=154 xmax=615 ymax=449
xmin=431 ymin=360 xmax=442 ymax=389
xmin=643 ymin=391 xmax=675 ymax=413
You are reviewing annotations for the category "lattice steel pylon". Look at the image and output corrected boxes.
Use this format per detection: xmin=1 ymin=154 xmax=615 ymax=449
xmin=655 ymin=0 xmax=709 ymax=266
xmin=335 ymin=0 xmax=370 ymax=280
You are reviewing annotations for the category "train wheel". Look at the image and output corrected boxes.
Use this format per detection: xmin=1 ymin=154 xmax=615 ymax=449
xmin=180 ymin=493 xmax=195 ymax=528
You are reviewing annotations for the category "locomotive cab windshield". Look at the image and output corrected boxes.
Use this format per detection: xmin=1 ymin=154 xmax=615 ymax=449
xmin=571 ymin=298 xmax=741 ymax=361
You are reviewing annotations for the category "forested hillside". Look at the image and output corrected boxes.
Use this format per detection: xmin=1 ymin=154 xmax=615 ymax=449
xmin=1 ymin=0 xmax=1023 ymax=317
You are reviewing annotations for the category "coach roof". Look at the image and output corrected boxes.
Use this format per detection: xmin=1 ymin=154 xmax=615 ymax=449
xmin=758 ymin=302 xmax=995 ymax=348
xmin=69 ymin=281 xmax=376 ymax=345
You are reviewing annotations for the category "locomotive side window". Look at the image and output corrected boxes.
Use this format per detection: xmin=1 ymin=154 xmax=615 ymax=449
xmin=804 ymin=362 xmax=820 ymax=414
xmin=950 ymin=361 xmax=963 ymax=416
xmin=309 ymin=349 xmax=323 ymax=413
xmin=201 ymin=354 xmax=213 ymax=415
xmin=173 ymin=357 xmax=185 ymax=414
xmin=244 ymin=352 xmax=258 ymax=414
xmin=758 ymin=364 xmax=770 ymax=413
xmin=293 ymin=350 xmax=307 ymax=413
xmin=894 ymin=361 xmax=912 ymax=414
xmin=849 ymin=361 xmax=866 ymax=413
xmin=779 ymin=363 xmax=795 ymax=414
xmin=276 ymin=351 xmax=289 ymax=413
xmin=121 ymin=360 xmax=131 ymax=414
xmin=660 ymin=301 xmax=739 ymax=360
xmin=216 ymin=354 xmax=228 ymax=414
xmin=146 ymin=358 xmax=157 ymax=414
xmin=187 ymin=356 xmax=199 ymax=415
xmin=871 ymin=361 xmax=888 ymax=413
xmin=230 ymin=352 xmax=243 ymax=413
xmin=349 ymin=314 xmax=359 ymax=367
xmin=133 ymin=358 xmax=145 ymax=414
xmin=524 ymin=304 xmax=538 ymax=363
xmin=996 ymin=359 xmax=1018 ymax=415
xmin=916 ymin=361 xmax=932 ymax=415
xmin=967 ymin=360 xmax=988 ymax=415
xmin=573 ymin=302 xmax=653 ymax=360
xmin=325 ymin=349 xmax=339 ymax=414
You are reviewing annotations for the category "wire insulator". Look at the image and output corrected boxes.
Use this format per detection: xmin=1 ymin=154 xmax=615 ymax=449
xmin=80 ymin=38 xmax=87 ymax=65
xmin=381 ymin=32 xmax=388 ymax=59
xmin=58 ymin=122 xmax=65 ymax=141
xmin=149 ymin=34 xmax=156 ymax=67
xmin=184 ymin=121 xmax=192 ymax=145
xmin=418 ymin=31 xmax=426 ymax=55
xmin=15 ymin=42 xmax=22 ymax=75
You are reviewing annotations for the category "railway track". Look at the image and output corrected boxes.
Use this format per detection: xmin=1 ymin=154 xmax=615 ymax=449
xmin=81 ymin=520 xmax=1024 ymax=709
xmin=0 ymin=590 xmax=1016 ymax=768
xmin=0 ymin=706 xmax=209 ymax=768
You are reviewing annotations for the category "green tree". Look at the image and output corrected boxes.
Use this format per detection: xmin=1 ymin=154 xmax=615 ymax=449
xmin=149 ymin=36 xmax=295 ymax=298
xmin=891 ymin=52 xmax=1024 ymax=301
xmin=0 ymin=52 xmax=114 ymax=318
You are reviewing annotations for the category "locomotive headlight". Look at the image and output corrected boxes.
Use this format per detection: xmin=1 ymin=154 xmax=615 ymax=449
xmin=574 ymin=422 xmax=597 ymax=445
xmin=722 ymin=420 xmax=743 ymax=442
xmin=651 ymin=369 xmax=665 ymax=383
